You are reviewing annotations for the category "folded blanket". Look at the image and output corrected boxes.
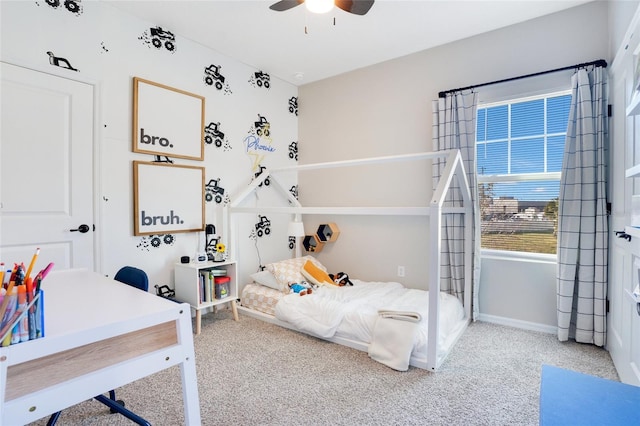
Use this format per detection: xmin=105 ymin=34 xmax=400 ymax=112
xmin=378 ymin=310 xmax=422 ymax=322
xmin=368 ymin=310 xmax=420 ymax=371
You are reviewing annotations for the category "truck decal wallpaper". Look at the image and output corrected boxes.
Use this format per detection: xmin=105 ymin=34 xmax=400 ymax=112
xmin=137 ymin=233 xmax=176 ymax=251
xmin=288 ymin=141 xmax=298 ymax=161
xmin=13 ymin=1 xmax=298 ymax=271
xmin=204 ymin=121 xmax=231 ymax=151
xmin=249 ymin=71 xmax=271 ymax=89
xmin=205 ymin=178 xmax=228 ymax=205
xmin=46 ymin=51 xmax=78 ymax=72
xmin=204 ymin=64 xmax=232 ymax=94
xmin=40 ymin=0 xmax=83 ymax=16
xmin=254 ymin=215 xmax=271 ymax=238
xmin=288 ymin=96 xmax=298 ymax=116
xmin=140 ymin=26 xmax=176 ymax=53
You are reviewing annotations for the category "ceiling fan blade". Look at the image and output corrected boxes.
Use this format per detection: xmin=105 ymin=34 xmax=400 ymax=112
xmin=269 ymin=0 xmax=305 ymax=12
xmin=335 ymin=0 xmax=374 ymax=15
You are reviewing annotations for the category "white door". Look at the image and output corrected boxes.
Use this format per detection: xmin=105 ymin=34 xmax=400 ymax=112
xmin=0 ymin=62 xmax=95 ymax=275
xmin=609 ymin=25 xmax=640 ymax=386
xmin=608 ymin=55 xmax=633 ymax=383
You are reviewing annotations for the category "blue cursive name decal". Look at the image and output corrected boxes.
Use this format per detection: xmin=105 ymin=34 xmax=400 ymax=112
xmin=244 ymin=135 xmax=275 ymax=153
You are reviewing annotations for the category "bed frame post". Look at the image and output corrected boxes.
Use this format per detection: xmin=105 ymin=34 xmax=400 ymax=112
xmin=452 ymin=153 xmax=473 ymax=321
xmin=427 ymin=202 xmax=442 ymax=371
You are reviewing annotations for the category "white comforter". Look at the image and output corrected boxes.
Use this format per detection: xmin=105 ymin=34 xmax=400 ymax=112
xmin=274 ymin=280 xmax=465 ymax=358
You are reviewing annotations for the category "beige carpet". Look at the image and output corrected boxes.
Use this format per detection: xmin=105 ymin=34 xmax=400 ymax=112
xmin=27 ymin=308 xmax=618 ymax=426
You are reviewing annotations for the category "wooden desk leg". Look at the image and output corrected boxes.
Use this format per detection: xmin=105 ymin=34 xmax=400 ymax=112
xmin=195 ymin=310 xmax=201 ymax=335
xmin=230 ymin=300 xmax=239 ymax=321
xmin=178 ymin=306 xmax=202 ymax=425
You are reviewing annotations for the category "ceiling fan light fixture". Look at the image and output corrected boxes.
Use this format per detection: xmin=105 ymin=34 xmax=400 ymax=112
xmin=305 ymin=0 xmax=334 ymax=14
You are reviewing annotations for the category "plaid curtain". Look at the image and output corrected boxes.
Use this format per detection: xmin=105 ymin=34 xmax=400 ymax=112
xmin=432 ymin=92 xmax=480 ymax=319
xmin=557 ymin=66 xmax=608 ymax=345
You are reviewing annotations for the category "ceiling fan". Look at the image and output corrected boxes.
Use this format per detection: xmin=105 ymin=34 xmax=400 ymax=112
xmin=269 ymin=0 xmax=375 ymax=16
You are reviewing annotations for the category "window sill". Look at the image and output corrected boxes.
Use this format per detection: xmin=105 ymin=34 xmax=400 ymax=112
xmin=481 ymin=249 xmax=557 ymax=264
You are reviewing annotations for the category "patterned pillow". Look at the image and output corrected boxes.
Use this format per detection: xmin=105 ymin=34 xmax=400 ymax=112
xmin=266 ymin=256 xmax=326 ymax=292
xmin=250 ymin=270 xmax=281 ymax=290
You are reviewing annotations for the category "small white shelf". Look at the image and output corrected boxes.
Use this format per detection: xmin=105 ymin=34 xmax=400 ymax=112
xmin=174 ymin=260 xmax=238 ymax=334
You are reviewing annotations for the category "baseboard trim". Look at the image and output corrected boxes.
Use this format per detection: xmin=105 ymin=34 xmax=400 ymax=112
xmin=477 ymin=313 xmax=557 ymax=335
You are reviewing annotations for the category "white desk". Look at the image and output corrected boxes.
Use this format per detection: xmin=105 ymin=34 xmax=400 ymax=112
xmin=0 ymin=269 xmax=201 ymax=425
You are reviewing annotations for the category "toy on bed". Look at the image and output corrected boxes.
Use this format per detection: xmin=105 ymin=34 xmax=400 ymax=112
xmin=329 ymin=272 xmax=353 ymax=286
xmin=288 ymin=281 xmax=313 ymax=296
xmin=300 ymin=260 xmax=353 ymax=287
xmin=301 ymin=260 xmax=337 ymax=287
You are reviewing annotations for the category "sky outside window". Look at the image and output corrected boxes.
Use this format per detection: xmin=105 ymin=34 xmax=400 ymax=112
xmin=476 ymin=93 xmax=571 ymax=201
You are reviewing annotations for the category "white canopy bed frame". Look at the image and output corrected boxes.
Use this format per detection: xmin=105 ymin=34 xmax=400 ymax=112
xmin=224 ymin=149 xmax=473 ymax=371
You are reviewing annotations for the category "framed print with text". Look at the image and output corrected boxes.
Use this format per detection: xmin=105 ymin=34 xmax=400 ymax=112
xmin=133 ymin=77 xmax=205 ymax=160
xmin=133 ymin=161 xmax=205 ymax=235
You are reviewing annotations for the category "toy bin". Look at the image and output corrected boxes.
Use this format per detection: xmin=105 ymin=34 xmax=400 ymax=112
xmin=214 ymin=276 xmax=230 ymax=299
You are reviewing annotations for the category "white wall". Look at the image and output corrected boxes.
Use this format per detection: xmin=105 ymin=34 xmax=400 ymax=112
xmin=0 ymin=1 xmax=298 ymax=288
xmin=609 ymin=0 xmax=640 ymax=57
xmin=298 ymin=2 xmax=609 ymax=329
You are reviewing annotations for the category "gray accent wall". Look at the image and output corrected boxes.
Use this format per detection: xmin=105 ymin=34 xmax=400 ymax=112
xmin=298 ymin=1 xmax=612 ymax=330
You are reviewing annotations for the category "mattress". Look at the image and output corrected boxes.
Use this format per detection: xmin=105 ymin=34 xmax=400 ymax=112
xmin=240 ymin=280 xmax=466 ymax=364
xmin=240 ymin=283 xmax=284 ymax=317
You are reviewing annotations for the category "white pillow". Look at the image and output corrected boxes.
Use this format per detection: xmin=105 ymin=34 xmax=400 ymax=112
xmin=266 ymin=256 xmax=326 ymax=292
xmin=250 ymin=270 xmax=280 ymax=290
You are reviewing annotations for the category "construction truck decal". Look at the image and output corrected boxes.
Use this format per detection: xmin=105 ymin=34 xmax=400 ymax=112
xmin=254 ymin=215 xmax=271 ymax=238
xmin=205 ymin=178 xmax=225 ymax=204
xmin=249 ymin=71 xmax=271 ymax=89
xmin=204 ymin=64 xmax=232 ymax=94
xmin=289 ymin=141 xmax=298 ymax=161
xmin=140 ymin=26 xmax=177 ymax=53
xmin=289 ymin=97 xmax=298 ymax=116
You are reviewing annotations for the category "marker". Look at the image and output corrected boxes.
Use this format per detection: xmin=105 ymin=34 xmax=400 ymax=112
xmin=17 ymin=286 xmax=28 ymax=342
xmin=25 ymin=277 xmax=36 ymax=340
xmin=34 ymin=274 xmax=42 ymax=293
xmin=39 ymin=262 xmax=54 ymax=281
xmin=0 ymin=263 xmax=4 ymax=289
xmin=35 ymin=290 xmax=44 ymax=338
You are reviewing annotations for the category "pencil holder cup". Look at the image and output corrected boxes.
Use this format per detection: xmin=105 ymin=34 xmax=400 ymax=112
xmin=0 ymin=289 xmax=45 ymax=346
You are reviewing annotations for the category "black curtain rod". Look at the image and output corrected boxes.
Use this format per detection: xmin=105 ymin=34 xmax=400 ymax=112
xmin=438 ymin=59 xmax=607 ymax=98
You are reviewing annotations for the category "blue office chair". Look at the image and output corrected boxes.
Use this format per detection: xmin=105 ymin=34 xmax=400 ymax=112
xmin=47 ymin=266 xmax=151 ymax=426
xmin=114 ymin=265 xmax=149 ymax=292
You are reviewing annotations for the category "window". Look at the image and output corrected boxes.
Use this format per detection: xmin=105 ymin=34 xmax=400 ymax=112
xmin=476 ymin=91 xmax=571 ymax=255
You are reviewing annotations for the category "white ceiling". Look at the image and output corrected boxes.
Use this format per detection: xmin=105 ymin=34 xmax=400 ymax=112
xmin=105 ymin=0 xmax=592 ymax=86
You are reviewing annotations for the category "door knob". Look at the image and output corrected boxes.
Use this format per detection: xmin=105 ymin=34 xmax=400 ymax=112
xmin=70 ymin=224 xmax=91 ymax=233
xmin=615 ymin=230 xmax=631 ymax=241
